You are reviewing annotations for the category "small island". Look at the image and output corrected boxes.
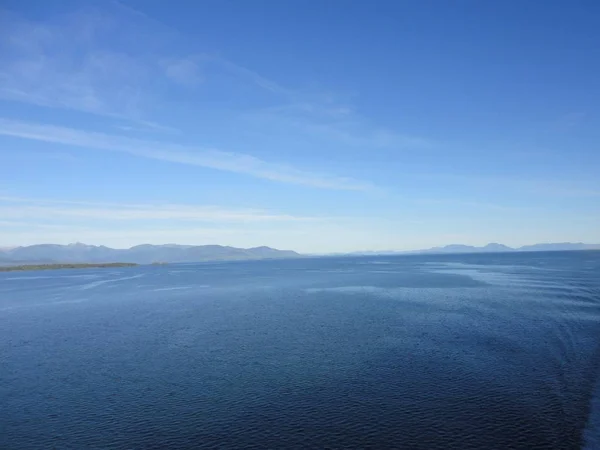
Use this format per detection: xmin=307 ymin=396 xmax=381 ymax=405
xmin=0 ymin=263 xmax=138 ymax=272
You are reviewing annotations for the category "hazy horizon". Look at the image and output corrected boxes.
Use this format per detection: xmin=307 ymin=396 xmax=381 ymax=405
xmin=1 ymin=1 xmax=599 ymax=253
xmin=1 ymin=240 xmax=599 ymax=256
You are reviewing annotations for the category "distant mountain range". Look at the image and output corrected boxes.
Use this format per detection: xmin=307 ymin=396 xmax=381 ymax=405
xmin=349 ymin=242 xmax=600 ymax=256
xmin=0 ymin=243 xmax=300 ymax=265
xmin=1 ymin=242 xmax=598 ymax=266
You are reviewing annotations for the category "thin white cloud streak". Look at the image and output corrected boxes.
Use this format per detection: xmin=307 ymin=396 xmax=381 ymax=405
xmin=0 ymin=196 xmax=319 ymax=223
xmin=0 ymin=118 xmax=373 ymax=190
xmin=0 ymin=220 xmax=92 ymax=230
xmin=413 ymin=198 xmax=530 ymax=213
xmin=284 ymin=117 xmax=433 ymax=148
xmin=413 ymin=173 xmax=600 ymax=200
xmin=246 ymin=102 xmax=433 ymax=150
xmin=212 ymin=57 xmax=296 ymax=97
xmin=0 ymin=206 xmax=310 ymax=222
xmin=196 ymin=55 xmax=433 ymax=149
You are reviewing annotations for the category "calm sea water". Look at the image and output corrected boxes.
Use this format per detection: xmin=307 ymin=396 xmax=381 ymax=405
xmin=2 ymin=251 xmax=600 ymax=449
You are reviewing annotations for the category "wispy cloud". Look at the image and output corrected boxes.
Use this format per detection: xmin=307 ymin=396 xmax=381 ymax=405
xmin=0 ymin=219 xmax=91 ymax=230
xmin=0 ymin=6 xmax=180 ymax=131
xmin=196 ymin=55 xmax=432 ymax=149
xmin=415 ymin=173 xmax=600 ymax=200
xmin=0 ymin=118 xmax=373 ymax=190
xmin=212 ymin=56 xmax=296 ymax=97
xmin=238 ymin=90 xmax=432 ymax=150
xmin=0 ymin=196 xmax=318 ymax=223
xmin=162 ymin=57 xmax=203 ymax=87
xmin=2 ymin=149 xmax=80 ymax=164
xmin=0 ymin=4 xmax=430 ymax=149
xmin=277 ymin=115 xmax=433 ymax=149
xmin=413 ymin=197 xmax=530 ymax=213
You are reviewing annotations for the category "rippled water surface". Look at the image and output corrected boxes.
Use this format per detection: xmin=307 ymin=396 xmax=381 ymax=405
xmin=2 ymin=251 xmax=600 ymax=449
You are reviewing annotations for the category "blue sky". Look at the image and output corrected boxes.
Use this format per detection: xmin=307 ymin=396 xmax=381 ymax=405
xmin=0 ymin=0 xmax=599 ymax=252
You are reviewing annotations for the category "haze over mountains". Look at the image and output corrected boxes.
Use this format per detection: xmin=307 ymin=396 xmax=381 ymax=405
xmin=1 ymin=242 xmax=599 ymax=265
xmin=0 ymin=243 xmax=300 ymax=265
xmin=350 ymin=242 xmax=600 ymax=255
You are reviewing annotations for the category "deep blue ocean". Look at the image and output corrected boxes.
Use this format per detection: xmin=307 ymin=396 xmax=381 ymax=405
xmin=2 ymin=251 xmax=600 ymax=449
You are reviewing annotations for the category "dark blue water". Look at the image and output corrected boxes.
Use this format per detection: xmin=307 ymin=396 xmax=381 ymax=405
xmin=2 ymin=251 xmax=600 ymax=449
